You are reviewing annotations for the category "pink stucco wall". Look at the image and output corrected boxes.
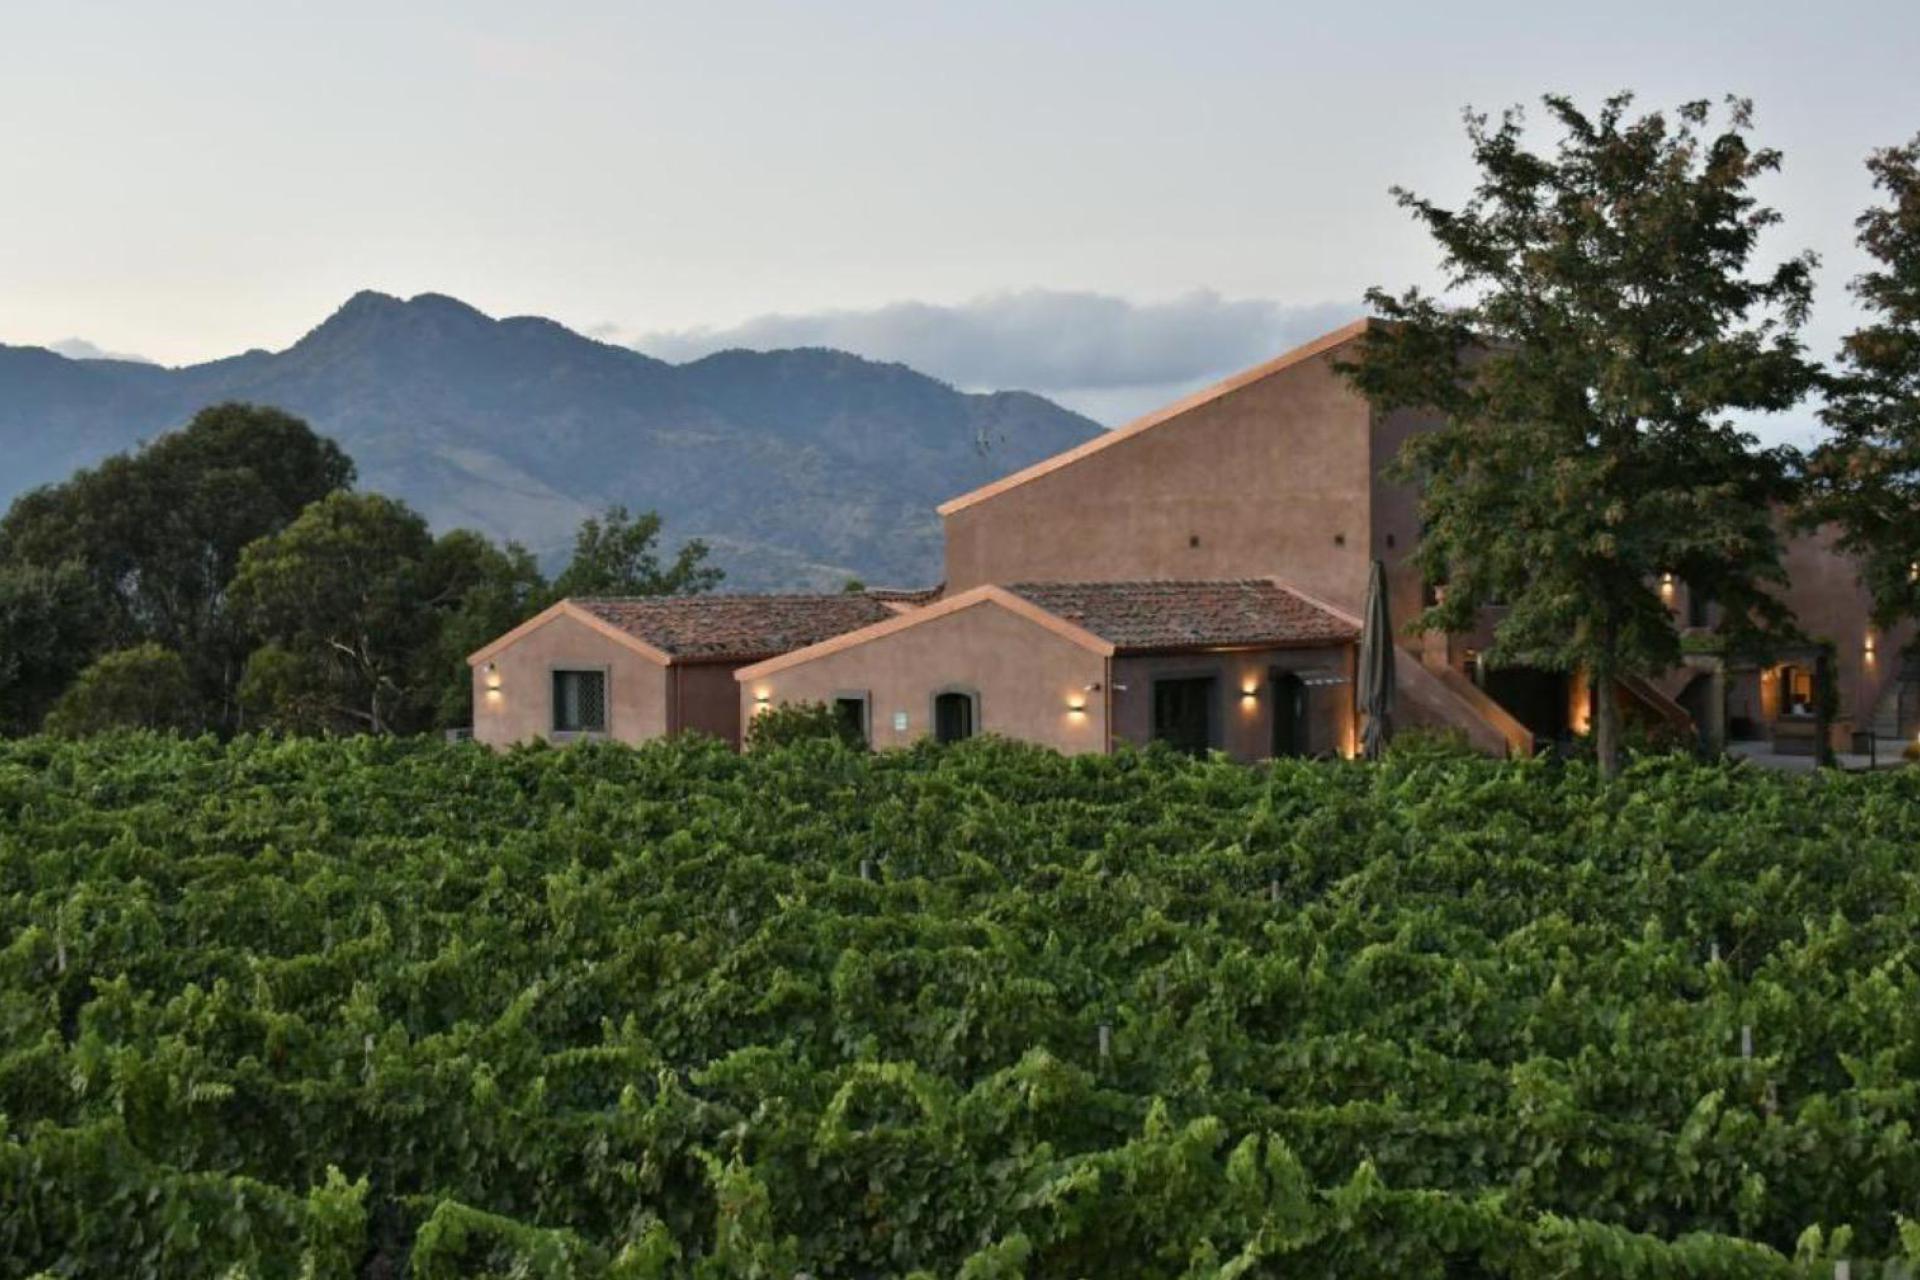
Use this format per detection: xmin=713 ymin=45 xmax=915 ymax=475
xmin=472 ymin=612 xmax=668 ymax=747
xmin=942 ymin=345 xmax=1377 ymax=612
xmin=740 ymin=599 xmax=1110 ymax=754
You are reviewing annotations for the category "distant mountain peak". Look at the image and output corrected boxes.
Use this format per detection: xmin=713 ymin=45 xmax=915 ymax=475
xmin=293 ymin=290 xmax=500 ymax=356
xmin=48 ymin=337 xmax=157 ymax=365
xmin=1 ymin=291 xmax=1105 ymax=590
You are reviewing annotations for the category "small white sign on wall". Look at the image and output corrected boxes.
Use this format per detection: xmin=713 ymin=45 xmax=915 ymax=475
xmin=892 ymin=711 xmax=909 ymax=732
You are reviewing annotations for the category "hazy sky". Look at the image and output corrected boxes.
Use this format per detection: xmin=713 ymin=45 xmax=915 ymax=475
xmin=3 ymin=1 xmax=1917 ymax=427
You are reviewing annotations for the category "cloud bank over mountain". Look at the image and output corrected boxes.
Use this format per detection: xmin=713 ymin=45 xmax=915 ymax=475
xmin=635 ymin=290 xmax=1363 ymax=424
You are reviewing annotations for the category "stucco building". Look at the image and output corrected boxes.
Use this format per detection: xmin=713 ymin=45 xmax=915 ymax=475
xmin=935 ymin=319 xmax=1914 ymax=756
xmin=466 ymin=594 xmax=897 ymax=749
xmin=736 ymin=580 xmax=1360 ymax=757
xmin=471 ymin=320 xmax=1916 ymax=759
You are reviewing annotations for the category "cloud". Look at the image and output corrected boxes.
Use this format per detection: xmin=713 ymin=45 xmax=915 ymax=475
xmin=634 ymin=289 xmax=1362 ymax=423
xmin=48 ymin=337 xmax=156 ymax=364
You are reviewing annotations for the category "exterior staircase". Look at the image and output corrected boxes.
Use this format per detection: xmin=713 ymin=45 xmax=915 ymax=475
xmin=1395 ymin=647 xmax=1535 ymax=757
xmin=1619 ymin=673 xmax=1696 ymax=735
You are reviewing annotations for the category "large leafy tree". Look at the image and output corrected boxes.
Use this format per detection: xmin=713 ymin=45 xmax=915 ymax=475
xmin=41 ymin=644 xmax=199 ymax=737
xmin=232 ymin=493 xmax=546 ymax=735
xmin=0 ymin=402 xmax=353 ymax=730
xmin=1804 ymin=136 xmax=1920 ymax=627
xmin=232 ymin=492 xmax=443 ymax=735
xmin=0 ymin=562 xmax=105 ymax=734
xmin=1342 ymin=94 xmax=1818 ymax=775
xmin=550 ymin=504 xmax=722 ymax=599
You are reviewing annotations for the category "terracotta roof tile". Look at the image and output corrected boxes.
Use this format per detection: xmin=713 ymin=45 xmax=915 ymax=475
xmin=1006 ymin=580 xmax=1358 ymax=652
xmin=573 ymin=593 xmax=898 ymax=662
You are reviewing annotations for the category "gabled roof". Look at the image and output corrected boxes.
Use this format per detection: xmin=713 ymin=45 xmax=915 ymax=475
xmin=467 ymin=593 xmax=898 ymax=667
xmin=735 ymin=584 xmax=1117 ymax=681
xmin=1007 ymin=579 xmax=1360 ymax=651
xmin=936 ymin=318 xmax=1373 ymax=517
xmin=735 ymin=577 xmax=1359 ymax=683
xmin=572 ymin=594 xmax=899 ymax=662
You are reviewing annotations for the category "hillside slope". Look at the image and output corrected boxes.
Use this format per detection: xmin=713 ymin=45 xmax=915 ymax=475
xmin=0 ymin=291 xmax=1102 ymax=588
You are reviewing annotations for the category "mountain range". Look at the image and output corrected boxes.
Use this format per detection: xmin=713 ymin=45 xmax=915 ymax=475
xmin=0 ymin=291 xmax=1104 ymax=589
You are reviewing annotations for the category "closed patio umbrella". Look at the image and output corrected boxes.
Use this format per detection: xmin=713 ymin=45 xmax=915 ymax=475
xmin=1358 ymin=558 xmax=1395 ymax=760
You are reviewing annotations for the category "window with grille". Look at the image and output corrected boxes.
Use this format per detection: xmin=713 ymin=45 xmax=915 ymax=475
xmin=552 ymin=669 xmax=608 ymax=734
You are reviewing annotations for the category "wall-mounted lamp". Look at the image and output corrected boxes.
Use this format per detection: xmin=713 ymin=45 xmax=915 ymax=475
xmin=1067 ymin=699 xmax=1087 ymax=716
xmin=1865 ymin=633 xmax=1877 ymax=657
xmin=483 ymin=661 xmax=502 ymax=693
xmin=1240 ymin=685 xmax=1259 ymax=701
xmin=753 ymin=690 xmax=771 ymax=707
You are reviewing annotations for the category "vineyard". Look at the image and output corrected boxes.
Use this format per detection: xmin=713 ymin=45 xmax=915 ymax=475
xmin=3 ymin=732 xmax=1920 ymax=1278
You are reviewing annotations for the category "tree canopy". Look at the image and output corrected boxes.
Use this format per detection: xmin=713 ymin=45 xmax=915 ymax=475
xmin=0 ymin=398 xmax=736 ymax=738
xmin=42 ymin=643 xmax=199 ymax=737
xmin=550 ymin=504 xmax=722 ymax=599
xmin=232 ymin=492 xmax=518 ymax=736
xmin=1804 ymin=135 xmax=1920 ymax=629
xmin=1341 ymin=94 xmax=1819 ymax=774
xmin=0 ymin=402 xmax=354 ymax=730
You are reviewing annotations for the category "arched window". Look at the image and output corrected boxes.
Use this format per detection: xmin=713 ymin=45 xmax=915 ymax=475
xmin=932 ymin=689 xmax=978 ymax=743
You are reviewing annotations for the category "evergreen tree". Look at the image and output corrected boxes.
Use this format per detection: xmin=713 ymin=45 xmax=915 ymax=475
xmin=1341 ymin=94 xmax=1818 ymax=775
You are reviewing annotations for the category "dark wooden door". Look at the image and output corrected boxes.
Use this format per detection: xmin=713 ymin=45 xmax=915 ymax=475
xmin=1270 ymin=670 xmax=1307 ymax=757
xmin=1152 ymin=677 xmax=1215 ymax=755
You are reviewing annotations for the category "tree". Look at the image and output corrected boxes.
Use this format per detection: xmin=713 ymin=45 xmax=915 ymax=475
xmin=233 ymin=493 xmax=548 ymax=735
xmin=231 ymin=492 xmax=442 ymax=735
xmin=1340 ymin=94 xmax=1818 ymax=776
xmin=0 ymin=561 xmax=105 ymax=735
xmin=413 ymin=530 xmax=547 ymax=729
xmin=42 ymin=644 xmax=198 ymax=736
xmin=550 ymin=505 xmax=722 ymax=599
xmin=1804 ymin=136 xmax=1920 ymax=629
xmin=0 ymin=402 xmax=354 ymax=730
